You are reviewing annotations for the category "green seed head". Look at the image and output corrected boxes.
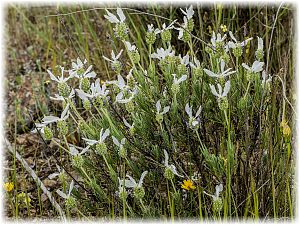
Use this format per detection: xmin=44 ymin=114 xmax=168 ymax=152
xmin=187 ymin=19 xmax=194 ymax=32
xmin=111 ymin=61 xmax=122 ymax=74
xmin=238 ymin=96 xmax=248 ymax=110
xmin=129 ymin=51 xmax=140 ymax=64
xmin=119 ymin=188 xmax=128 ymax=200
xmin=65 ymin=196 xmax=77 ymax=209
xmin=177 ymin=64 xmax=187 ymax=75
xmin=58 ymin=82 xmax=71 ymax=98
xmin=95 ymin=142 xmax=107 ymax=156
xmin=146 ymin=32 xmax=156 ymax=45
xmin=125 ymin=101 xmax=135 ymax=113
xmin=182 ymin=30 xmax=191 ymax=43
xmin=57 ymin=120 xmax=68 ymax=136
xmin=43 ymin=126 xmax=53 ymax=140
xmin=255 ymin=49 xmax=264 ymax=61
xmin=133 ymin=187 xmax=145 ymax=199
xmin=212 ymin=197 xmax=223 ymax=212
xmin=171 ymin=83 xmax=180 ymax=95
xmin=218 ymin=97 xmax=229 ymax=111
xmin=83 ymin=99 xmax=91 ymax=111
xmin=80 ymin=77 xmax=90 ymax=93
xmin=156 ymin=113 xmax=164 ymax=124
xmin=161 ymin=30 xmax=172 ymax=42
xmin=71 ymin=155 xmax=84 ymax=168
xmin=58 ymin=171 xmax=67 ymax=183
xmin=193 ymin=67 xmax=203 ymax=78
xmin=114 ymin=22 xmax=128 ymax=41
xmin=118 ymin=146 xmax=127 ymax=158
xmin=232 ymin=44 xmax=243 ymax=58
xmin=164 ymin=167 xmax=174 ymax=180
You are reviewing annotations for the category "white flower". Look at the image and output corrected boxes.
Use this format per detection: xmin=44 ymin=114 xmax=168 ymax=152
xmin=112 ymin=136 xmax=126 ymax=149
xmin=227 ymin=31 xmax=252 ymax=49
xmin=103 ymin=49 xmax=123 ymax=63
xmin=48 ymin=164 xmax=65 ymax=180
xmin=31 ymin=123 xmax=47 ymax=134
xmin=185 ymin=103 xmax=202 ymax=127
xmin=69 ymin=144 xmax=90 ymax=156
xmin=172 ymin=74 xmax=187 ymax=85
xmin=123 ymin=117 xmax=134 ymax=129
xmin=242 ymin=61 xmax=264 ymax=73
xmin=262 ymin=70 xmax=272 ymax=86
xmin=56 ymin=180 xmax=74 ymax=200
xmin=163 ymin=150 xmax=183 ymax=177
xmin=47 ymin=66 xmax=73 ymax=83
xmin=156 ymin=100 xmax=170 ymax=115
xmin=211 ymin=31 xmax=227 ymax=48
xmin=204 ymin=183 xmax=223 ymax=201
xmin=177 ymin=17 xmax=188 ymax=40
xmin=178 ymin=54 xmax=189 ymax=65
xmin=204 ymin=59 xmax=236 ymax=78
xmin=42 ymin=103 xmax=70 ymax=125
xmin=121 ymin=171 xmax=148 ymax=189
xmin=76 ymin=79 xmax=109 ymax=100
xmin=50 ymin=89 xmax=75 ymax=101
xmin=180 ymin=5 xmax=194 ymax=20
xmin=209 ymin=80 xmax=231 ymax=99
xmin=189 ymin=57 xmax=201 ymax=69
xmin=257 ymin=37 xmax=263 ymax=50
xmin=115 ymin=87 xmax=137 ymax=104
xmin=125 ymin=41 xmax=137 ymax=52
xmin=104 ymin=8 xmax=126 ymax=24
xmin=160 ymin=20 xmax=176 ymax=32
xmin=82 ymin=128 xmax=110 ymax=146
xmin=147 ymin=24 xmax=160 ymax=34
xmin=151 ymin=45 xmax=175 ymax=60
xmin=69 ymin=58 xmax=97 ymax=79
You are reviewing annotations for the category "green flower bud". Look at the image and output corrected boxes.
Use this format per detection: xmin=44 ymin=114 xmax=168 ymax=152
xmin=111 ymin=61 xmax=122 ymax=74
xmin=221 ymin=53 xmax=230 ymax=64
xmin=156 ymin=113 xmax=163 ymax=124
xmin=43 ymin=126 xmax=53 ymax=140
xmin=57 ymin=120 xmax=68 ymax=136
xmin=238 ymin=96 xmax=248 ymax=110
xmin=93 ymin=96 xmax=104 ymax=108
xmin=80 ymin=77 xmax=90 ymax=93
xmin=205 ymin=46 xmax=214 ymax=54
xmin=164 ymin=167 xmax=174 ymax=180
xmin=146 ymin=32 xmax=156 ymax=45
xmin=77 ymin=68 xmax=85 ymax=76
xmin=182 ymin=31 xmax=191 ymax=43
xmin=58 ymin=171 xmax=67 ymax=183
xmin=171 ymin=83 xmax=180 ymax=95
xmin=119 ymin=188 xmax=128 ymax=200
xmin=114 ymin=22 xmax=128 ymax=41
xmin=129 ymin=51 xmax=140 ymax=64
xmin=218 ymin=97 xmax=228 ymax=111
xmin=58 ymin=82 xmax=71 ymax=98
xmin=125 ymin=101 xmax=135 ymax=113
xmin=232 ymin=44 xmax=243 ymax=58
xmin=95 ymin=142 xmax=107 ymax=156
xmin=78 ymin=120 xmax=88 ymax=132
xmin=71 ymin=155 xmax=84 ymax=168
xmin=216 ymin=41 xmax=224 ymax=53
xmin=118 ymin=146 xmax=127 ymax=158
xmin=133 ymin=187 xmax=145 ymax=199
xmin=193 ymin=67 xmax=203 ymax=78
xmin=65 ymin=196 xmax=77 ymax=209
xmin=255 ymin=49 xmax=264 ymax=61
xmin=83 ymin=99 xmax=91 ymax=111
xmin=127 ymin=74 xmax=136 ymax=88
xmin=187 ymin=19 xmax=194 ymax=32
xmin=177 ymin=64 xmax=187 ymax=75
xmin=212 ymin=197 xmax=223 ymax=212
xmin=161 ymin=30 xmax=172 ymax=42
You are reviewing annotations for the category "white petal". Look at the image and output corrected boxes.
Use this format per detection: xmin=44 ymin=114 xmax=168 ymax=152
xmin=104 ymin=9 xmax=119 ymax=23
xmin=209 ymin=84 xmax=219 ymax=97
xmin=204 ymin=69 xmax=217 ymax=77
xmin=117 ymin=8 xmax=126 ymax=22
xmin=176 ymin=75 xmax=187 ymax=84
xmin=138 ymin=171 xmax=148 ymax=187
xmin=56 ymin=190 xmax=67 ymax=199
xmin=252 ymin=61 xmax=264 ymax=73
xmin=112 ymin=136 xmax=120 ymax=147
xmin=222 ymin=80 xmax=231 ymax=97
xmin=162 ymin=106 xmax=170 ymax=114
xmin=101 ymin=128 xmax=110 ymax=141
xmin=215 ymin=183 xmax=223 ymax=198
xmin=163 ymin=149 xmax=169 ymax=167
xmin=42 ymin=116 xmax=59 ymax=124
xmin=229 ymin=31 xmax=237 ymax=43
xmin=242 ymin=63 xmax=251 ymax=71
xmin=185 ymin=103 xmax=192 ymax=118
xmin=195 ymin=105 xmax=202 ymax=118
xmin=47 ymin=70 xmax=59 ymax=82
xmin=69 ymin=180 xmax=74 ymax=196
xmin=156 ymin=100 xmax=161 ymax=113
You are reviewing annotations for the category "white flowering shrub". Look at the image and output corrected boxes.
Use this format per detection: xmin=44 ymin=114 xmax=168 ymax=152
xmin=33 ymin=6 xmax=293 ymax=220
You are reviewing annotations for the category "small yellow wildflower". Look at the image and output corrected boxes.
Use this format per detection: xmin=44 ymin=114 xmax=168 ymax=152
xmin=280 ymin=119 xmax=291 ymax=138
xmin=17 ymin=192 xmax=31 ymax=205
xmin=220 ymin=24 xmax=227 ymax=32
xmin=245 ymin=36 xmax=251 ymax=54
xmin=207 ymin=25 xmax=212 ymax=34
xmin=4 ymin=182 xmax=14 ymax=192
xmin=181 ymin=179 xmax=196 ymax=191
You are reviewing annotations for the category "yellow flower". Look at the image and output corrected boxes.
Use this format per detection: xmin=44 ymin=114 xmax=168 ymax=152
xmin=17 ymin=192 xmax=31 ymax=204
xmin=181 ymin=179 xmax=196 ymax=191
xmin=220 ymin=24 xmax=227 ymax=33
xmin=280 ymin=119 xmax=291 ymax=138
xmin=4 ymin=182 xmax=14 ymax=192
